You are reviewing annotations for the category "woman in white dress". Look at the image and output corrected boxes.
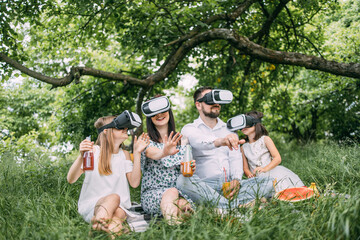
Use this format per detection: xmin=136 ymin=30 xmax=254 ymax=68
xmin=240 ymin=110 xmax=304 ymax=192
xmin=67 ymin=115 xmax=149 ymax=236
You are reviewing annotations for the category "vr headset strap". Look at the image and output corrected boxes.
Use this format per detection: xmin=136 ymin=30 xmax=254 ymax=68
xmin=196 ymin=95 xmax=206 ymax=103
xmin=252 ymin=118 xmax=261 ymax=124
xmin=97 ymin=121 xmax=116 ymax=134
xmin=253 ymin=118 xmax=261 ymax=123
xmin=197 ymin=92 xmax=212 ymax=104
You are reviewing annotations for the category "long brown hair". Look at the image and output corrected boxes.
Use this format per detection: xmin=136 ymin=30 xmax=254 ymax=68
xmin=246 ymin=110 xmax=268 ymax=141
xmin=146 ymin=108 xmax=177 ymax=143
xmin=94 ymin=116 xmax=118 ymax=175
xmin=145 ymin=95 xmax=177 ymax=143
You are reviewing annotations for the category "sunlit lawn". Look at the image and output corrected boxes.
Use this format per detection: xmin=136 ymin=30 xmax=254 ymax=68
xmin=0 ymin=140 xmax=359 ymax=239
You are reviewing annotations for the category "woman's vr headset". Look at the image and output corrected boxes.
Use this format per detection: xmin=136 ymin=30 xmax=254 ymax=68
xmin=141 ymin=96 xmax=171 ymax=117
xmin=227 ymin=114 xmax=261 ymax=131
xmin=97 ymin=110 xmax=142 ymax=134
xmin=197 ymin=89 xmax=233 ymax=105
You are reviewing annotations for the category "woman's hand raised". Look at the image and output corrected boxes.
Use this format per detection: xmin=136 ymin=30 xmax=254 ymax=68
xmin=162 ymin=131 xmax=182 ymax=156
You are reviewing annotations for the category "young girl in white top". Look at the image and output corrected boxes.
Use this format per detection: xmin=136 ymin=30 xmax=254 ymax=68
xmin=67 ymin=115 xmax=149 ymax=236
xmin=240 ymin=110 xmax=304 ymax=192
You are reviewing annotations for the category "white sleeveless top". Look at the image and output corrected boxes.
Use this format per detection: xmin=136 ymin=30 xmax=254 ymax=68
xmin=242 ymin=136 xmax=304 ymax=191
xmin=242 ymin=136 xmax=271 ymax=172
xmin=78 ymin=145 xmax=133 ymax=222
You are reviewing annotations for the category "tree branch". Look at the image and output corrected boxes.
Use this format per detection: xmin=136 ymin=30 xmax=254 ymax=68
xmin=0 ymin=52 xmax=75 ymax=87
xmin=2 ymin=24 xmax=360 ymax=90
xmin=298 ymin=34 xmax=324 ymax=58
xmin=165 ymin=0 xmax=257 ymax=47
xmin=192 ymin=29 xmax=360 ymax=79
xmin=284 ymin=5 xmax=299 ymax=47
xmin=0 ymin=52 xmax=148 ymax=87
xmin=150 ymin=1 xmax=185 ymax=35
xmin=250 ymin=0 xmax=290 ymax=41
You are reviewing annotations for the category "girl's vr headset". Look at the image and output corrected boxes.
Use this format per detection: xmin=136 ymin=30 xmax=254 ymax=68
xmin=141 ymin=96 xmax=171 ymax=117
xmin=227 ymin=114 xmax=261 ymax=131
xmin=197 ymin=89 xmax=233 ymax=105
xmin=97 ymin=110 xmax=142 ymax=134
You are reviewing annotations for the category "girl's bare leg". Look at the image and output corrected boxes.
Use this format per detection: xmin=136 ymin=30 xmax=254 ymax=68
xmin=91 ymin=194 xmax=120 ymax=232
xmin=160 ymin=188 xmax=180 ymax=224
xmin=107 ymin=207 xmax=127 ymax=237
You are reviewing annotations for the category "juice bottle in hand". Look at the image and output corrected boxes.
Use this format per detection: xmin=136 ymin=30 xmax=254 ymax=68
xmin=83 ymin=136 xmax=94 ymax=171
xmin=222 ymin=182 xmax=231 ymax=198
xmin=181 ymin=144 xmax=193 ymax=177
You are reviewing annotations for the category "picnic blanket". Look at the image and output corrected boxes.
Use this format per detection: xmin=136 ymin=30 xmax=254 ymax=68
xmin=127 ymin=202 xmax=160 ymax=232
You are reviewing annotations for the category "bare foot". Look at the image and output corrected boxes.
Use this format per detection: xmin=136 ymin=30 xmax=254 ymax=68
xmin=238 ymin=199 xmax=256 ymax=208
xmin=167 ymin=218 xmax=182 ymax=226
xmin=91 ymin=216 xmax=110 ymax=233
xmin=107 ymin=217 xmax=131 ymax=238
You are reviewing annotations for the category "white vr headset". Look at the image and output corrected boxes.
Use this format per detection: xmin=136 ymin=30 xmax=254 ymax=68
xmin=97 ymin=110 xmax=142 ymax=134
xmin=197 ymin=89 xmax=233 ymax=105
xmin=141 ymin=96 xmax=171 ymax=117
xmin=227 ymin=114 xmax=261 ymax=131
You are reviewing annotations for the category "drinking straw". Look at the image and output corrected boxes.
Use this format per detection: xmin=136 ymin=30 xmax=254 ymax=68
xmin=273 ymin=178 xmax=277 ymax=192
xmin=223 ymin=167 xmax=227 ymax=182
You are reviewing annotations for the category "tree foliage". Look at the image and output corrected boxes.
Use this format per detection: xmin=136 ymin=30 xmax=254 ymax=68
xmin=0 ymin=81 xmax=55 ymax=143
xmin=0 ymin=0 xmax=359 ymax=144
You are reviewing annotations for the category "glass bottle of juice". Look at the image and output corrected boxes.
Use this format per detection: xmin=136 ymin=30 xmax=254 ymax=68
xmin=83 ymin=136 xmax=94 ymax=171
xmin=181 ymin=144 xmax=194 ymax=177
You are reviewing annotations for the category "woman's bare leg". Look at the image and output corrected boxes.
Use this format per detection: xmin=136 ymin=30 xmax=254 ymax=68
xmin=91 ymin=194 xmax=120 ymax=232
xmin=160 ymin=188 xmax=180 ymax=224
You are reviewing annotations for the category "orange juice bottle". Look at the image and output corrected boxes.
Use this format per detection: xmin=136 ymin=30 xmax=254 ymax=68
xmin=83 ymin=136 xmax=94 ymax=171
xmin=181 ymin=144 xmax=193 ymax=177
xmin=222 ymin=182 xmax=231 ymax=198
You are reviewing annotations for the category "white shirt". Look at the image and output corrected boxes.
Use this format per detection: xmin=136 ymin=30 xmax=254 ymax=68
xmin=181 ymin=117 xmax=243 ymax=181
xmin=78 ymin=145 xmax=133 ymax=222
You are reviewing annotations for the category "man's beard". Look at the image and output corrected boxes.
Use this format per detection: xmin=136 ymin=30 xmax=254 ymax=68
xmin=202 ymin=105 xmax=220 ymax=118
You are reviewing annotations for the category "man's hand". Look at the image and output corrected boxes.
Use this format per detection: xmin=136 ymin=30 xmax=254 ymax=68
xmin=227 ymin=179 xmax=241 ymax=199
xmin=215 ymin=133 xmax=245 ymax=150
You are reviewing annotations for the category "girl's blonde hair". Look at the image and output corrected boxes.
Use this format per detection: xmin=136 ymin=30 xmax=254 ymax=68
xmin=94 ymin=116 xmax=119 ymax=175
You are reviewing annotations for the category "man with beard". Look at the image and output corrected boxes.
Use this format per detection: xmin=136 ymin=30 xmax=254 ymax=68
xmin=177 ymin=86 xmax=274 ymax=210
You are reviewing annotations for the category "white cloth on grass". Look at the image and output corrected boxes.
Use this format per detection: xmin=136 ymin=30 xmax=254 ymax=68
xmin=127 ymin=202 xmax=156 ymax=232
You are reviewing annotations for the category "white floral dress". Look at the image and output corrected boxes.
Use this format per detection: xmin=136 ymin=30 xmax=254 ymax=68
xmin=140 ymin=140 xmax=194 ymax=215
xmin=242 ymin=136 xmax=304 ymax=192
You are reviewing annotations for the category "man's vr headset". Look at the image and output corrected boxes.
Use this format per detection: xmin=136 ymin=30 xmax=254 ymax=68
xmin=141 ymin=96 xmax=171 ymax=117
xmin=97 ymin=110 xmax=142 ymax=134
xmin=227 ymin=114 xmax=261 ymax=131
xmin=197 ymin=89 xmax=233 ymax=105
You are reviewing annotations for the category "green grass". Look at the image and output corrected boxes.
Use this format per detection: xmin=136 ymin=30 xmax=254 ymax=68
xmin=1 ymin=141 xmax=359 ymax=239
